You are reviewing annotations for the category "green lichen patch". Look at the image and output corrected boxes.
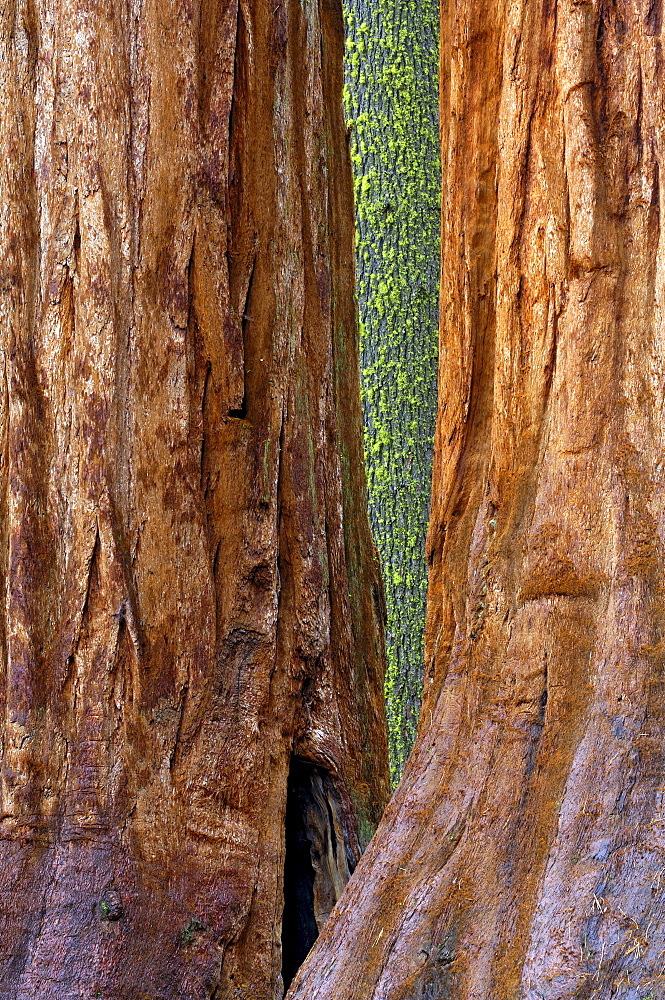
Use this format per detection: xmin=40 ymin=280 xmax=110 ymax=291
xmin=344 ymin=0 xmax=441 ymax=784
xmin=179 ymin=917 xmax=206 ymax=947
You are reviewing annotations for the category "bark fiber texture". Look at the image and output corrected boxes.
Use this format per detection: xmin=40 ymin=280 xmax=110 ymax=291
xmin=0 ymin=1 xmax=390 ymax=996
xmin=289 ymin=0 xmax=665 ymax=996
xmin=343 ymin=0 xmax=440 ymax=783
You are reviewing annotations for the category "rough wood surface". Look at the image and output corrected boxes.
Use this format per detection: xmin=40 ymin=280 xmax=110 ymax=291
xmin=0 ymin=1 xmax=390 ymax=996
xmin=343 ymin=0 xmax=440 ymax=783
xmin=289 ymin=0 xmax=665 ymax=996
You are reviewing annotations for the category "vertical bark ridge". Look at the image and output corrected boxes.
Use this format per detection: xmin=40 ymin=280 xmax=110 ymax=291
xmin=0 ymin=0 xmax=389 ymax=996
xmin=288 ymin=0 xmax=665 ymax=996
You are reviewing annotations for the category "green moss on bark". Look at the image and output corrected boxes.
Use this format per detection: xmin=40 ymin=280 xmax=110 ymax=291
xmin=343 ymin=0 xmax=440 ymax=784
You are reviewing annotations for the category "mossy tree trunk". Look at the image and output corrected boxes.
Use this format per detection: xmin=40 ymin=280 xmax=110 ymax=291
xmin=343 ymin=0 xmax=440 ymax=783
xmin=0 ymin=1 xmax=389 ymax=996
xmin=289 ymin=0 xmax=665 ymax=995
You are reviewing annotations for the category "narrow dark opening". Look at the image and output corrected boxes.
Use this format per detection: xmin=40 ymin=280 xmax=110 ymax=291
xmin=281 ymin=756 xmax=355 ymax=992
xmin=281 ymin=758 xmax=320 ymax=994
xmin=227 ymin=396 xmax=247 ymax=419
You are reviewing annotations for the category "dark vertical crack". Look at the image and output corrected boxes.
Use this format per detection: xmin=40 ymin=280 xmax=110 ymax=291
xmin=647 ymin=0 xmax=662 ymax=35
xmin=228 ymin=253 xmax=255 ymax=419
xmin=281 ymin=757 xmax=353 ymax=995
xmin=281 ymin=759 xmax=322 ymax=993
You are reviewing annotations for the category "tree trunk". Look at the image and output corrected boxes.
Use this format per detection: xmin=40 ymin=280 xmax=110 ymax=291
xmin=0 ymin=1 xmax=389 ymax=997
xmin=343 ymin=0 xmax=440 ymax=784
xmin=289 ymin=0 xmax=665 ymax=996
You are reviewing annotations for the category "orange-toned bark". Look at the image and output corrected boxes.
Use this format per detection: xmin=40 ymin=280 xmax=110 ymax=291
xmin=0 ymin=1 xmax=389 ymax=996
xmin=289 ymin=0 xmax=665 ymax=997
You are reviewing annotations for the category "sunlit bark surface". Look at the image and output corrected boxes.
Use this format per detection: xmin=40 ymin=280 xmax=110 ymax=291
xmin=289 ymin=0 xmax=665 ymax=996
xmin=0 ymin=1 xmax=390 ymax=996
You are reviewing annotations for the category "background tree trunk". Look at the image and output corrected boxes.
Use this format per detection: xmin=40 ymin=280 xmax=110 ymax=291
xmin=343 ymin=0 xmax=440 ymax=783
xmin=289 ymin=0 xmax=665 ymax=996
xmin=0 ymin=1 xmax=389 ymax=997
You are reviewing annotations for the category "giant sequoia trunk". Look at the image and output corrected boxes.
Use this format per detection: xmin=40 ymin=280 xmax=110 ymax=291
xmin=0 ymin=1 xmax=390 ymax=997
xmin=343 ymin=0 xmax=440 ymax=783
xmin=289 ymin=0 xmax=665 ymax=996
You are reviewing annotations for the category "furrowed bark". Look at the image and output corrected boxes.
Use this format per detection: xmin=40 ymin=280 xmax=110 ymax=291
xmin=0 ymin=1 xmax=389 ymax=997
xmin=289 ymin=0 xmax=665 ymax=996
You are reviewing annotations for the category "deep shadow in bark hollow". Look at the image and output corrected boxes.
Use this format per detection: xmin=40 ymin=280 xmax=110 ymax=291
xmin=281 ymin=757 xmax=355 ymax=993
xmin=281 ymin=759 xmax=319 ymax=992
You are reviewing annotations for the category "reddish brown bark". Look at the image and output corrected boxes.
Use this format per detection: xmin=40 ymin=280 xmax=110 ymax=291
xmin=289 ymin=0 xmax=665 ymax=997
xmin=0 ymin=1 xmax=389 ymax=996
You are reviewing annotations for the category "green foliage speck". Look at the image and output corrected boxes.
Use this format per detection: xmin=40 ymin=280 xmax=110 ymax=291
xmin=179 ymin=917 xmax=206 ymax=947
